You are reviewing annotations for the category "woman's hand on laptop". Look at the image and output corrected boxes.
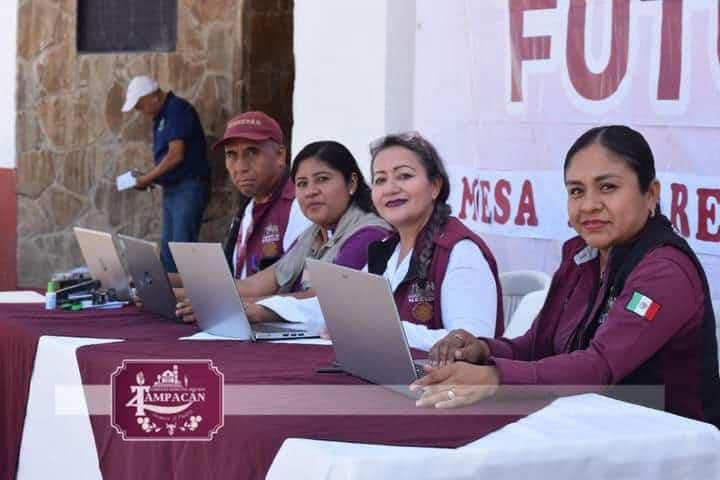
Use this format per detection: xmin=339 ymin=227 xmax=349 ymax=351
xmin=175 ymin=300 xmax=197 ymax=323
xmin=410 ymin=363 xmax=499 ymax=408
xmin=429 ymin=329 xmax=491 ymax=367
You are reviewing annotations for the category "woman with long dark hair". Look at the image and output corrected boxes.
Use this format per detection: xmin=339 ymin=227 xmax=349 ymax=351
xmin=367 ymin=132 xmax=504 ymax=351
xmin=414 ymin=126 xmax=720 ymax=428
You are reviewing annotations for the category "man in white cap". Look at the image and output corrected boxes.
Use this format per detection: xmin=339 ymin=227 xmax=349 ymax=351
xmin=121 ymin=75 xmax=210 ymax=273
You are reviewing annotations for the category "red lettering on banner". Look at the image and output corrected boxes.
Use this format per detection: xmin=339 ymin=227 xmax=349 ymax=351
xmin=509 ymin=0 xmax=556 ymax=102
xmin=567 ymin=0 xmax=630 ymax=100
xmin=658 ymin=0 xmax=683 ymax=100
xmin=459 ymin=177 xmax=479 ymax=221
xmin=494 ymin=179 xmax=512 ymax=224
xmin=514 ymin=180 xmax=539 ymax=226
xmin=697 ymin=188 xmax=720 ymax=242
xmin=459 ymin=178 xmax=538 ymax=228
xmin=480 ymin=180 xmax=492 ymax=223
xmin=670 ymin=183 xmax=690 ymax=237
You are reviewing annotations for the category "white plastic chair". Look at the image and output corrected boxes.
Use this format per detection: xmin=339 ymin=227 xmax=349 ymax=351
xmin=503 ymin=289 xmax=548 ymax=338
xmin=499 ymin=270 xmax=552 ymax=328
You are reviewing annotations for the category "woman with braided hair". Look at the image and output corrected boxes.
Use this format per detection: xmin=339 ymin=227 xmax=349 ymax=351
xmin=367 ymin=132 xmax=504 ymax=352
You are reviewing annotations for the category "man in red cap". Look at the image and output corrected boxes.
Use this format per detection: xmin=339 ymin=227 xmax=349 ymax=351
xmin=213 ymin=111 xmax=310 ymax=279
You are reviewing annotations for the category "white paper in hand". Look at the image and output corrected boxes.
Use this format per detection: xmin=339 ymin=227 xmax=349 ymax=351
xmin=116 ymin=171 xmax=137 ymax=191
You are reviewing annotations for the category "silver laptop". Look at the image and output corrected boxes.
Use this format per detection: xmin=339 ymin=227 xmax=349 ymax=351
xmin=306 ymin=258 xmax=427 ymax=397
xmin=118 ymin=234 xmax=177 ymax=320
xmin=169 ymin=242 xmax=318 ymax=340
xmin=73 ymin=227 xmax=130 ymax=301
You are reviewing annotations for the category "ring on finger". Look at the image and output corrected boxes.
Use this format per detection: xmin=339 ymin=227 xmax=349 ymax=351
xmin=447 ymin=389 xmax=456 ymax=400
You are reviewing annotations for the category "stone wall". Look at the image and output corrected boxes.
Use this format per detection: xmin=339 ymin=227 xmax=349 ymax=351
xmin=15 ymin=0 xmax=294 ymax=287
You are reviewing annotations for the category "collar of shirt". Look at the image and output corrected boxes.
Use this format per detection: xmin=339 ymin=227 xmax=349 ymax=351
xmin=153 ymin=91 xmax=175 ymax=125
xmin=383 ymin=244 xmax=413 ymax=292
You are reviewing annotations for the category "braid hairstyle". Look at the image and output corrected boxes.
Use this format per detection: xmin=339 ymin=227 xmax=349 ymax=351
xmin=370 ymin=132 xmax=452 ymax=289
xmin=416 ymin=202 xmax=451 ymax=289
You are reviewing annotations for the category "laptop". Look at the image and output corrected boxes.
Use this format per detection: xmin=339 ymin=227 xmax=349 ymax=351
xmin=168 ymin=242 xmax=318 ymax=341
xmin=118 ymin=234 xmax=177 ymax=320
xmin=305 ymin=258 xmax=427 ymax=397
xmin=73 ymin=227 xmax=130 ymax=301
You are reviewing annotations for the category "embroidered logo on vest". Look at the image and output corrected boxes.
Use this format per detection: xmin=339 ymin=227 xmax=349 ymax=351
xmin=261 ymin=224 xmax=281 ymax=257
xmin=409 ymin=281 xmax=435 ymax=323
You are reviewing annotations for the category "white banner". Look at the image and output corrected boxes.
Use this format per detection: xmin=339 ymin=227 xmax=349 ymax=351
xmin=416 ymin=0 xmax=720 ymax=298
xmin=450 ymin=169 xmax=720 ymax=257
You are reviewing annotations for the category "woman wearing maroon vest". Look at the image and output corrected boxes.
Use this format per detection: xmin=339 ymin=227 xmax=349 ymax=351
xmin=412 ymin=126 xmax=720 ymax=428
xmin=367 ymin=132 xmax=504 ymax=351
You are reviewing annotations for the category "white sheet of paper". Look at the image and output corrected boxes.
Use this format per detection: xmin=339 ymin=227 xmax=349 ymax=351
xmin=116 ymin=171 xmax=137 ymax=191
xmin=0 ymin=290 xmax=46 ymax=303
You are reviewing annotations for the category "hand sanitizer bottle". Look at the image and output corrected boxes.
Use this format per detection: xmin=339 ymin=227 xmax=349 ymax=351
xmin=45 ymin=281 xmax=57 ymax=310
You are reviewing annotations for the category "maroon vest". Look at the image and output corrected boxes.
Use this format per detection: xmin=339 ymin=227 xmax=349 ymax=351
xmin=225 ymin=175 xmax=295 ymax=277
xmin=368 ymin=216 xmax=504 ymax=337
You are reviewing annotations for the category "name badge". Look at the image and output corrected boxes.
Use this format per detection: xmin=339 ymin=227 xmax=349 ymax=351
xmin=261 ymin=224 xmax=281 ymax=257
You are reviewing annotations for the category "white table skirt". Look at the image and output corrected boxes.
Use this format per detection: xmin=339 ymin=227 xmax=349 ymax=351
xmin=268 ymin=394 xmax=720 ymax=480
xmin=17 ymin=336 xmax=120 ymax=480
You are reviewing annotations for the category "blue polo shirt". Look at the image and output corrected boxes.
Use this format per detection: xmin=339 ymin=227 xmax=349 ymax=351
xmin=152 ymin=92 xmax=210 ymax=186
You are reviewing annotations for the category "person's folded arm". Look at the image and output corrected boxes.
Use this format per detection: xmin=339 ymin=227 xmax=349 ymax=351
xmin=491 ymin=248 xmax=703 ymax=386
xmin=235 ymin=265 xmax=280 ymax=298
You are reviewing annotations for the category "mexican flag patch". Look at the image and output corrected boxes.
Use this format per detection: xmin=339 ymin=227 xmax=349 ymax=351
xmin=625 ymin=291 xmax=660 ymax=321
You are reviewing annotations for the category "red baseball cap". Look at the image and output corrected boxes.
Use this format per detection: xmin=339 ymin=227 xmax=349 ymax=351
xmin=212 ymin=111 xmax=284 ymax=150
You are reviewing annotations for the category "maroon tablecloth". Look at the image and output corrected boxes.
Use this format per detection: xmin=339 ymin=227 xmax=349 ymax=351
xmin=2 ymin=304 xmax=544 ymax=480
xmin=0 ymin=303 xmax=197 ymax=480
xmin=76 ymin=341 xmax=540 ymax=480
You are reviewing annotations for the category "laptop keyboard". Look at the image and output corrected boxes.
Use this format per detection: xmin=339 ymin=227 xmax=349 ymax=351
xmin=254 ymin=323 xmax=302 ymax=333
xmin=414 ymin=362 xmax=427 ymax=379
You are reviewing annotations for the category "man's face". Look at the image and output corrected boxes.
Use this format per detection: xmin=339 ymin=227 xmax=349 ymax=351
xmin=134 ymin=92 xmax=161 ymax=117
xmin=224 ymin=139 xmax=286 ymax=199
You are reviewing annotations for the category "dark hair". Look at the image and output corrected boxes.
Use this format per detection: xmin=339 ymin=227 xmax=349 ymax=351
xmin=290 ymin=140 xmax=374 ymax=213
xmin=370 ymin=132 xmax=451 ymax=287
xmin=564 ymin=125 xmax=656 ymax=193
xmin=564 ymin=125 xmax=660 ymax=215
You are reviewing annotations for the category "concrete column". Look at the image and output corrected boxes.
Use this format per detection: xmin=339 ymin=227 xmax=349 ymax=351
xmin=292 ymin=0 xmax=416 ymax=176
